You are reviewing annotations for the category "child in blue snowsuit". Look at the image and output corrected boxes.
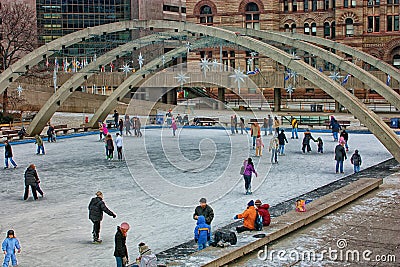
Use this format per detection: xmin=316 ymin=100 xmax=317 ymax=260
xmin=194 ymin=215 xmax=211 ymax=251
xmin=2 ymin=230 xmax=21 ymax=267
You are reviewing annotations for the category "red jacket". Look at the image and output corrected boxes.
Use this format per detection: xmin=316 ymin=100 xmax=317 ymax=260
xmin=257 ymin=204 xmax=271 ymax=226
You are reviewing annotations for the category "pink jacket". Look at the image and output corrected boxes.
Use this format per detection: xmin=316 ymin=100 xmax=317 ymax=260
xmin=256 ymin=138 xmax=264 ymax=148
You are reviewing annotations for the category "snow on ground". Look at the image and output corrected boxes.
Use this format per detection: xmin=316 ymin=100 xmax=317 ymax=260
xmin=0 ymin=127 xmax=392 ymax=266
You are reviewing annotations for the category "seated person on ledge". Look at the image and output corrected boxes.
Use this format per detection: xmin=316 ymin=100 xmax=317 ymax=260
xmin=234 ymin=200 xmax=257 ymax=233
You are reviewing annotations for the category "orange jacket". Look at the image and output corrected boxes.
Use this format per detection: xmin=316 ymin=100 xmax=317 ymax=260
xmin=237 ymin=206 xmax=257 ymax=230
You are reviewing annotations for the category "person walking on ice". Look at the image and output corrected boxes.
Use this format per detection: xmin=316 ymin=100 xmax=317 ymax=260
xmin=255 ymin=136 xmax=264 ymax=157
xmin=114 ymin=222 xmax=130 ymax=267
xmin=115 ymin=133 xmax=123 ymax=161
xmin=2 ymin=230 xmax=21 ymax=267
xmin=194 ymin=215 xmax=211 ymax=251
xmin=23 ymin=164 xmax=43 ymax=200
xmin=242 ymin=158 xmax=258 ymax=195
xmin=351 ymin=149 xmax=362 ymax=173
xmin=88 ymin=191 xmax=116 ymax=243
xmin=269 ymin=135 xmax=279 ymax=164
xmin=3 ymin=140 xmax=17 ymax=169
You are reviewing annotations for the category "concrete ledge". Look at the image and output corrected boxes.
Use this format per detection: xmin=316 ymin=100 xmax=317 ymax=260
xmin=193 ymin=178 xmax=383 ymax=267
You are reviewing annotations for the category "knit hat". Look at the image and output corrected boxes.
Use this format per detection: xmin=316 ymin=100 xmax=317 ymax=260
xmin=120 ymin=222 xmax=130 ymax=230
xmin=199 ymin=198 xmax=207 ymax=203
xmin=7 ymin=230 xmax=14 ymax=237
xmin=255 ymin=199 xmax=262 ymax=205
xmin=247 ymin=200 xmax=254 ymax=206
xmin=138 ymin=243 xmax=152 ymax=256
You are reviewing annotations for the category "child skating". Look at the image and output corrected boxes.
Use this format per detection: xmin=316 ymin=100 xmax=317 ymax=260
xmin=255 ymin=136 xmax=264 ymax=157
xmin=2 ymin=230 xmax=21 ymax=267
xmin=316 ymin=137 xmax=324 ymax=153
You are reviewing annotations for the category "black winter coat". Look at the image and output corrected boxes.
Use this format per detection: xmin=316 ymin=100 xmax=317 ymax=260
xmin=335 ymin=145 xmax=347 ymax=161
xmin=24 ymin=167 xmax=39 ymax=186
xmin=114 ymin=226 xmax=128 ymax=258
xmin=88 ymin=197 xmax=114 ymax=221
xmin=278 ymin=132 xmax=288 ymax=145
xmin=193 ymin=205 xmax=214 ymax=225
xmin=4 ymin=143 xmax=12 ymax=158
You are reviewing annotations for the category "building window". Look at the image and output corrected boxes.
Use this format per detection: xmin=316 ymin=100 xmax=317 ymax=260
xmin=387 ymin=15 xmax=398 ymax=31
xmin=284 ymin=24 xmax=290 ymax=32
xmin=368 ymin=16 xmax=373 ymax=32
xmin=324 ymin=0 xmax=329 ymax=9
xmin=284 ymin=0 xmax=289 ymax=12
xmin=374 ymin=16 xmax=380 ymax=32
xmin=304 ymin=23 xmax=310 ymax=34
xmin=324 ymin=22 xmax=330 ymax=37
xmin=292 ymin=23 xmax=297 ymax=32
xmin=293 ymin=0 xmax=298 ymax=11
xmin=393 ymin=54 xmax=400 ymax=68
xmin=304 ymin=0 xmax=309 ymax=11
xmin=312 ymin=0 xmax=317 ymax=11
xmin=331 ymin=21 xmax=336 ymax=38
xmin=387 ymin=16 xmax=393 ymax=31
xmin=200 ymin=5 xmax=213 ymax=25
xmin=245 ymin=3 xmax=260 ymax=30
xmin=311 ymin=22 xmax=317 ymax=36
xmin=351 ymin=0 xmax=356 ymax=7
xmin=345 ymin=18 xmax=354 ymax=36
xmin=344 ymin=0 xmax=349 ymax=8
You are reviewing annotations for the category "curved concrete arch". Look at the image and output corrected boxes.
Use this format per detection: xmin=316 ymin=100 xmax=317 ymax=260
xmin=224 ymin=27 xmax=400 ymax=110
xmin=1 ymin=20 xmax=398 ymax=160
xmin=28 ymin=32 xmax=182 ymax=136
xmin=277 ymin=31 xmax=400 ymax=84
xmin=89 ymin=20 xmax=399 ymax=161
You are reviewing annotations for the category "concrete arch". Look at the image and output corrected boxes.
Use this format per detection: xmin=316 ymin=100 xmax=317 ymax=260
xmin=224 ymin=27 xmax=400 ymax=110
xmin=0 ymin=20 xmax=398 ymax=161
xmin=27 ymin=32 xmax=181 ymax=136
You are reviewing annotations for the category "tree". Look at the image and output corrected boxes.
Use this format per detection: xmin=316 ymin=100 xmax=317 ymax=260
xmin=0 ymin=1 xmax=38 ymax=113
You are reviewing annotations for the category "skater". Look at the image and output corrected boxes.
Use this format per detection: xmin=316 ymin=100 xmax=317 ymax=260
xmin=291 ymin=116 xmax=299 ymax=139
xmin=267 ymin=115 xmax=273 ymax=135
xmin=316 ymin=137 xmax=324 ymax=153
xmin=98 ymin=121 xmax=104 ymax=141
xmin=17 ymin=127 xmax=26 ymax=139
xmin=47 ymin=124 xmax=55 ymax=142
xmin=273 ymin=116 xmax=280 ymax=134
xmin=115 ymin=133 xmax=123 ymax=161
xmin=4 ymin=140 xmax=17 ymax=169
xmin=243 ymin=158 xmax=257 ymax=194
xmin=194 ymin=215 xmax=211 ymax=251
xmin=176 ymin=114 xmax=183 ymax=125
xmin=114 ymin=222 xmax=130 ymax=267
xmin=334 ymin=143 xmax=347 ymax=174
xmin=118 ymin=119 xmax=124 ymax=136
xmin=2 ymin=230 xmax=21 ymax=267
xmin=88 ymin=191 xmax=116 ymax=243
xmin=171 ymin=118 xmax=178 ymax=136
xmin=269 ymin=135 xmax=279 ymax=164
xmin=255 ymin=136 xmax=264 ymax=157
xmin=193 ymin=198 xmax=214 ymax=226
xmin=351 ymin=149 xmax=362 ymax=173
xmin=233 ymin=114 xmax=238 ymax=133
xmin=239 ymin=117 xmax=248 ymax=134
xmin=230 ymin=115 xmax=235 ymax=135
xmin=102 ymin=123 xmax=109 ymax=136
xmin=34 ymin=135 xmax=45 ymax=155
xmin=134 ymin=117 xmax=142 ymax=137
xmin=124 ymin=115 xmax=132 ymax=136
xmin=105 ymin=134 xmax=114 ymax=160
xmin=263 ymin=117 xmax=268 ymax=136
xmin=233 ymin=200 xmax=257 ymax=233
xmin=277 ymin=129 xmax=288 ymax=155
xmin=254 ymin=199 xmax=271 ymax=226
xmin=329 ymin=116 xmax=341 ymax=141
xmin=113 ymin=110 xmax=119 ymax=128
xmin=24 ymin=164 xmax=43 ymax=200
xmin=250 ymin=122 xmax=261 ymax=149
xmin=166 ymin=109 xmax=172 ymax=126
xmin=340 ymin=129 xmax=349 ymax=151
xmin=137 ymin=243 xmax=157 ymax=267
xmin=302 ymin=129 xmax=315 ymax=153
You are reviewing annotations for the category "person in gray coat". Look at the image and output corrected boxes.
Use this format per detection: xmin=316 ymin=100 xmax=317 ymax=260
xmin=23 ymin=164 xmax=42 ymax=200
xmin=334 ymin=143 xmax=347 ymax=174
xmin=88 ymin=191 xmax=116 ymax=243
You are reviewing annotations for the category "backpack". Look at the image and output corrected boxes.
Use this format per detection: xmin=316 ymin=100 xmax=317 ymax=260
xmin=352 ymin=154 xmax=361 ymax=165
xmin=254 ymin=210 xmax=263 ymax=231
xmin=240 ymin=166 xmax=245 ymax=175
xmin=212 ymin=230 xmax=237 ymax=246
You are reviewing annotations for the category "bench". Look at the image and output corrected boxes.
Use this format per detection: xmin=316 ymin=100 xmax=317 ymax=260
xmin=106 ymin=119 xmax=116 ymax=128
xmin=53 ymin=124 xmax=71 ymax=135
xmin=324 ymin=120 xmax=351 ymax=129
xmin=193 ymin=117 xmax=219 ymax=126
xmin=71 ymin=125 xmax=92 ymax=133
xmin=1 ymin=129 xmax=19 ymax=140
xmin=248 ymin=118 xmax=264 ymax=124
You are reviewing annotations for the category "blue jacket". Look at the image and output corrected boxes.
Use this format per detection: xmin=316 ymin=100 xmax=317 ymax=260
xmin=194 ymin=216 xmax=210 ymax=244
xmin=2 ymin=237 xmax=21 ymax=254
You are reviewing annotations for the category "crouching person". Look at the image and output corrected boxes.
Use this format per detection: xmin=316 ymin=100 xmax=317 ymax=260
xmin=233 ymin=200 xmax=257 ymax=233
xmin=136 ymin=243 xmax=157 ymax=267
xmin=194 ymin=215 xmax=211 ymax=251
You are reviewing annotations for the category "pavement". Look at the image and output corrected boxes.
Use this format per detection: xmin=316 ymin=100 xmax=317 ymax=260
xmin=234 ymin=169 xmax=400 ymax=266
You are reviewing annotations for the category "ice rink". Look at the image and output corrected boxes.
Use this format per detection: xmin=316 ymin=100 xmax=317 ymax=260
xmin=0 ymin=127 xmax=393 ymax=266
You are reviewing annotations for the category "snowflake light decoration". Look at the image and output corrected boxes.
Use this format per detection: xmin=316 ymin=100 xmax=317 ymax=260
xmin=199 ymin=57 xmax=210 ymax=74
xmin=119 ymin=63 xmax=133 ymax=77
xmin=291 ymin=51 xmax=300 ymax=60
xmin=211 ymin=59 xmax=220 ymax=70
xmin=286 ymin=69 xmax=298 ymax=85
xmin=174 ymin=72 xmax=190 ymax=87
xmin=285 ymin=84 xmax=295 ymax=98
xmin=16 ymin=84 xmax=23 ymax=97
xmin=162 ymin=55 xmax=166 ymax=66
xmin=229 ymin=67 xmax=248 ymax=93
xmin=138 ymin=52 xmax=144 ymax=69
xmin=250 ymin=52 xmax=258 ymax=59
xmin=247 ymin=58 xmax=253 ymax=66
xmin=186 ymin=42 xmax=192 ymax=54
xmin=328 ymin=71 xmax=344 ymax=82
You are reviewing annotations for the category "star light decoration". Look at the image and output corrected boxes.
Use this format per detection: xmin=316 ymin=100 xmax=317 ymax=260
xmin=162 ymin=55 xmax=166 ymax=66
xmin=328 ymin=71 xmax=344 ymax=82
xmin=174 ymin=72 xmax=190 ymax=88
xmin=16 ymin=84 xmax=23 ymax=97
xmin=137 ymin=52 xmax=144 ymax=70
xmin=291 ymin=51 xmax=300 ymax=60
xmin=229 ymin=67 xmax=248 ymax=94
xmin=286 ymin=69 xmax=299 ymax=85
xmin=119 ymin=63 xmax=133 ymax=77
xmin=199 ymin=57 xmax=211 ymax=75
xmin=285 ymin=84 xmax=295 ymax=98
xmin=211 ymin=59 xmax=220 ymax=71
xmin=186 ymin=42 xmax=192 ymax=54
xmin=250 ymin=51 xmax=258 ymax=59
